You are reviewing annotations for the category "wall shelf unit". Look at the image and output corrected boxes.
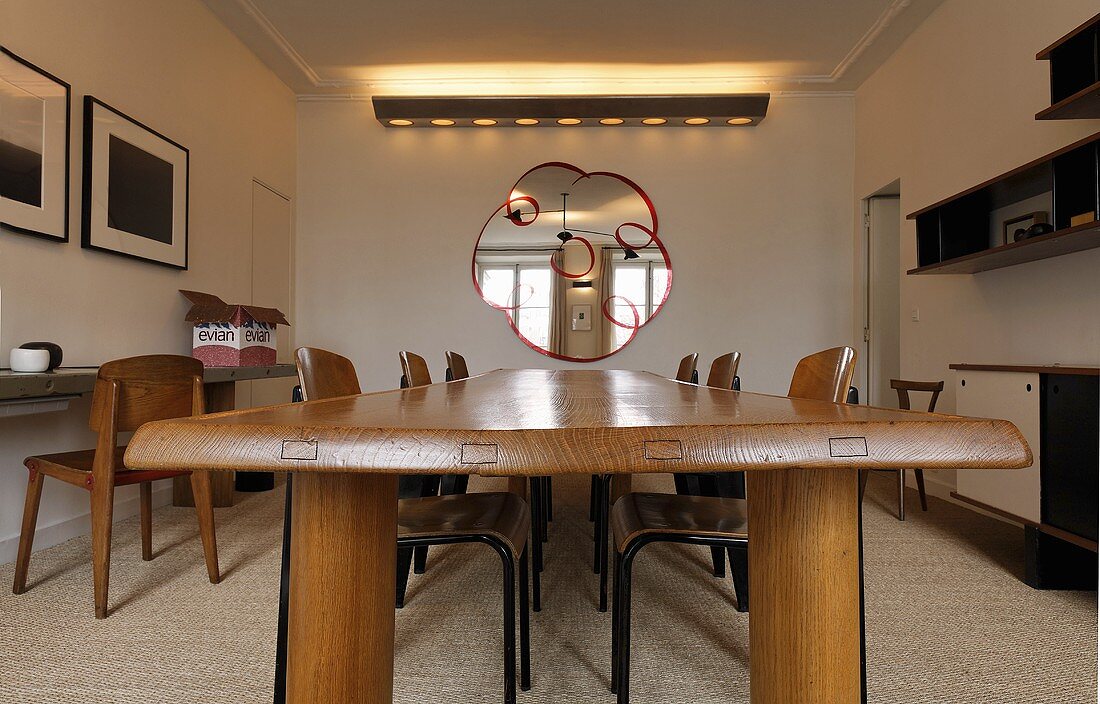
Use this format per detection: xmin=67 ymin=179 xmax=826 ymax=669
xmin=1036 ymin=12 xmax=1100 ymax=120
xmin=907 ymin=132 xmax=1100 ymax=275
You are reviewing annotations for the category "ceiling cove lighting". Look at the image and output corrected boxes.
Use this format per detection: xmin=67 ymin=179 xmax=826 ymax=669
xmin=373 ymin=94 xmax=769 ymax=128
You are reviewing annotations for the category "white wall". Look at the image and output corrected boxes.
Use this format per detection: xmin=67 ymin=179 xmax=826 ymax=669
xmin=296 ymin=96 xmax=856 ymax=394
xmin=0 ymin=0 xmax=296 ymax=562
xmin=854 ymin=0 xmax=1100 ymax=497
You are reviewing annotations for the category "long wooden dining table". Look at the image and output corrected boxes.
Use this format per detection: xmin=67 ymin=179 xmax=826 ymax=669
xmin=124 ymin=368 xmax=1031 ymax=704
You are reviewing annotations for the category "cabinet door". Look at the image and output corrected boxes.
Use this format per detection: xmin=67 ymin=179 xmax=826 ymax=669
xmin=955 ymin=371 xmax=1041 ymax=523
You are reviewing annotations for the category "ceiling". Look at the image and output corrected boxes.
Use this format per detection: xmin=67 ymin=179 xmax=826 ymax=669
xmin=204 ymin=0 xmax=945 ymax=96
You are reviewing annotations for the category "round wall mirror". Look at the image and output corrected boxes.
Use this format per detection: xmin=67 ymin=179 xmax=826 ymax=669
xmin=472 ymin=162 xmax=671 ymax=360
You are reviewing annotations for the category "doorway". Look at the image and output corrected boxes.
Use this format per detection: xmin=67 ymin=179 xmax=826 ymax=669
xmin=860 ymin=183 xmax=901 ymax=407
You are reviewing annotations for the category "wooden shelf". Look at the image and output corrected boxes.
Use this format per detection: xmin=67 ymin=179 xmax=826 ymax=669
xmin=1036 ymin=80 xmax=1100 ymax=120
xmin=907 ymin=132 xmax=1100 ymax=275
xmin=1036 ymin=12 xmax=1100 ymax=120
xmin=907 ymin=219 xmax=1100 ymax=274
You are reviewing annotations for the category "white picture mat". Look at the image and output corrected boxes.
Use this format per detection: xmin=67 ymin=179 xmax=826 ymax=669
xmin=0 ymin=52 xmax=68 ymax=239
xmin=87 ymin=100 xmax=187 ymax=267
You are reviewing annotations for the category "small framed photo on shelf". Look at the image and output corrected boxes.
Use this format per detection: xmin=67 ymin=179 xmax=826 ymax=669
xmin=571 ymin=304 xmax=592 ymax=331
xmin=1002 ymin=211 xmax=1047 ymax=245
xmin=82 ymin=96 xmax=188 ymax=269
xmin=0 ymin=47 xmax=71 ymax=242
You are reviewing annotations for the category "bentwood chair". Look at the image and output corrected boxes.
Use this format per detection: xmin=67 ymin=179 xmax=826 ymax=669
xmin=13 ymin=355 xmax=220 ymax=618
xmin=446 ymin=349 xmax=551 ymax=611
xmin=609 ymin=346 xmax=857 ymax=703
xmin=590 ymin=353 xmax=700 ymax=611
xmin=299 ymin=347 xmax=532 ymax=701
xmin=860 ymin=379 xmax=943 ymax=520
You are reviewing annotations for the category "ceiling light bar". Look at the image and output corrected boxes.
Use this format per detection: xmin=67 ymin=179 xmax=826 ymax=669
xmin=373 ymin=94 xmax=769 ymax=128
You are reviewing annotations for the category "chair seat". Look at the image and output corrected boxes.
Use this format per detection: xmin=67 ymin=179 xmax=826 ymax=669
xmin=398 ymin=491 xmax=530 ymax=559
xmin=610 ymin=492 xmax=748 ymax=554
xmin=25 ymin=447 xmax=190 ymax=488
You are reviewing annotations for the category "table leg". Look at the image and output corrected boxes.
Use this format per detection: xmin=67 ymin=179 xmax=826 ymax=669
xmin=287 ymin=472 xmax=397 ymax=704
xmin=172 ymin=381 xmax=237 ymax=508
xmin=746 ymin=467 xmax=860 ymax=704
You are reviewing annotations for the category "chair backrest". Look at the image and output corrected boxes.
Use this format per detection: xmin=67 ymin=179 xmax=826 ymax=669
xmin=675 ymin=353 xmax=699 ymax=383
xmin=400 ymin=351 xmax=432 ymax=388
xmin=445 ymin=350 xmax=470 ymax=381
xmin=89 ymin=355 xmax=204 ymax=433
xmin=787 ymin=347 xmax=857 ymax=403
xmin=890 ymin=379 xmax=944 ymax=412
xmin=705 ymin=352 xmax=742 ymax=390
xmin=296 ymin=347 xmax=361 ymax=401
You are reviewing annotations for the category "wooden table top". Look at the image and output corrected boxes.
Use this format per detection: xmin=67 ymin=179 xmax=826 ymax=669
xmin=125 ymin=369 xmax=1031 ymax=476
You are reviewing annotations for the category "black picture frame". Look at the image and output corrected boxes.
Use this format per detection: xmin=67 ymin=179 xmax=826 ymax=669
xmin=0 ymin=46 xmax=71 ymax=242
xmin=81 ymin=95 xmax=189 ymax=269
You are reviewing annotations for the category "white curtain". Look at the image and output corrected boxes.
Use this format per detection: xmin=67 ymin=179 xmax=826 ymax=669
xmin=597 ymin=248 xmax=616 ymax=356
xmin=547 ymin=251 xmax=568 ymax=356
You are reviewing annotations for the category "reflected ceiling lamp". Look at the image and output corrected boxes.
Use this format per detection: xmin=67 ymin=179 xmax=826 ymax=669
xmin=508 ymin=192 xmax=644 ymax=261
xmin=374 ymin=94 xmax=769 ymax=128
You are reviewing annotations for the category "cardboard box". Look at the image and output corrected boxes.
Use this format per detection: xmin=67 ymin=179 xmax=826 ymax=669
xmin=180 ymin=290 xmax=290 ymax=367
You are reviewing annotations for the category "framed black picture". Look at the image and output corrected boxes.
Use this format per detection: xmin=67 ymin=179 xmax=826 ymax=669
xmin=82 ymin=96 xmax=188 ymax=269
xmin=0 ymin=46 xmax=71 ymax=242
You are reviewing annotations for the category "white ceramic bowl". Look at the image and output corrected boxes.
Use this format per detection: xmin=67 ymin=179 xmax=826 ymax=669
xmin=9 ymin=347 xmax=51 ymax=373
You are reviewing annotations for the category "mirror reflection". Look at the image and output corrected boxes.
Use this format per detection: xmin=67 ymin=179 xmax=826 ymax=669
xmin=473 ymin=162 xmax=671 ymax=360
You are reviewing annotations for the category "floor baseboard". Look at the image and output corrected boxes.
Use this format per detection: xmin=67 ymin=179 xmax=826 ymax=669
xmin=0 ymin=484 xmax=173 ymax=565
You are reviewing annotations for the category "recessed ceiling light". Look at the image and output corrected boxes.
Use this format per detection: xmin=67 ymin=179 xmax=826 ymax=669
xmin=599 ymin=118 xmax=625 ymax=125
xmin=684 ymin=117 xmax=710 ymax=125
xmin=726 ymin=117 xmax=753 ymax=125
xmin=641 ymin=118 xmax=667 ymax=125
xmin=515 ymin=118 xmax=540 ymax=126
xmin=472 ymin=119 xmax=497 ymax=126
xmin=430 ymin=119 xmax=456 ymax=126
xmin=557 ymin=118 xmax=582 ymax=125
xmin=387 ymin=119 xmax=414 ymax=126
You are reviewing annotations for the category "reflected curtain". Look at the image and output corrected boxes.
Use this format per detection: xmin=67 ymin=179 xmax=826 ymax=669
xmin=548 ymin=251 xmax=568 ymax=356
xmin=597 ymin=247 xmax=616 ymax=356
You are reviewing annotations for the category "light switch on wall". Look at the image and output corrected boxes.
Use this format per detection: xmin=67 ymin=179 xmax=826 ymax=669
xmin=910 ymin=307 xmax=920 ymax=322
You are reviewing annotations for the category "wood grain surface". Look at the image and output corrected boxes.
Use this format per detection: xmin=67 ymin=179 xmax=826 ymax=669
xmin=747 ymin=467 xmax=861 ymax=703
xmin=125 ymin=369 xmax=1032 ymax=477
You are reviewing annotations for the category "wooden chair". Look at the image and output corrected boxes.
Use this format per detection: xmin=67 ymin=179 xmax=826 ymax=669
xmin=590 ymin=352 xmax=701 ymax=612
xmin=13 ymin=355 xmax=220 ymax=619
xmin=675 ymin=352 xmax=699 ymax=383
xmin=446 ymin=347 xmax=551 ymax=611
xmin=860 ymin=379 xmax=943 ymax=520
xmin=298 ymin=347 xmax=532 ymax=700
xmin=609 ymin=346 xmax=857 ymax=703
xmin=445 ymin=349 xmax=470 ymax=381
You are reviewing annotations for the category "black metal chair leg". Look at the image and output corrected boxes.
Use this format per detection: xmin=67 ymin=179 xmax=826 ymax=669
xmin=616 ymin=546 xmax=636 ymax=704
xmin=539 ymin=477 xmax=549 ymax=543
xmin=531 ymin=478 xmax=544 ymax=573
xmin=589 ymin=474 xmax=599 ymax=522
xmin=610 ymin=551 xmax=621 ymax=693
xmin=519 ymin=546 xmax=531 ymax=692
xmin=592 ymin=475 xmax=605 ymax=572
xmin=273 ymin=475 xmax=292 ymax=704
xmin=597 ymin=474 xmax=612 ymax=610
xmin=710 ymin=546 xmax=726 ymax=578
xmin=396 ymin=546 xmax=413 ymax=608
xmin=728 ymin=545 xmax=749 ymax=613
xmin=529 ymin=478 xmax=542 ymax=612
xmin=501 ymin=550 xmax=517 ymax=704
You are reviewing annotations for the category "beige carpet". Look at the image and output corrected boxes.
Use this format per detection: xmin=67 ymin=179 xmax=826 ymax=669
xmin=0 ymin=473 xmax=1095 ymax=703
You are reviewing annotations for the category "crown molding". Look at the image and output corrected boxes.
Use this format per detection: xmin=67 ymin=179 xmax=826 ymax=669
xmin=234 ymin=0 xmax=911 ymax=94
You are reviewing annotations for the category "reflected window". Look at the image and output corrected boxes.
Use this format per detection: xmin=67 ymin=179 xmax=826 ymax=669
xmin=478 ymin=263 xmax=553 ymax=349
xmin=612 ymin=259 xmax=668 ymax=349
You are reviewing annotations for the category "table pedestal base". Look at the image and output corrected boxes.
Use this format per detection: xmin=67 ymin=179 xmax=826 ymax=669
xmin=747 ymin=467 xmax=861 ymax=704
xmin=288 ymin=473 xmax=397 ymax=704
